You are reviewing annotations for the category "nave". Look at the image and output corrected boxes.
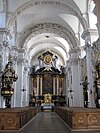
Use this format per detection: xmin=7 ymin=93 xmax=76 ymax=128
xmin=0 ymin=112 xmax=100 ymax=133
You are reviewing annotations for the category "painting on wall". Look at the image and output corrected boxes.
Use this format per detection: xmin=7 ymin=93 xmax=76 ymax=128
xmin=42 ymin=73 xmax=53 ymax=94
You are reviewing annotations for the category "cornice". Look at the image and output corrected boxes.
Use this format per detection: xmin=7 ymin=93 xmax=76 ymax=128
xmin=81 ymin=29 xmax=98 ymax=41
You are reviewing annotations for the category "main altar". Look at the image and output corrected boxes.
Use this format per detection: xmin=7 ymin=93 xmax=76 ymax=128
xmin=30 ymin=51 xmax=66 ymax=106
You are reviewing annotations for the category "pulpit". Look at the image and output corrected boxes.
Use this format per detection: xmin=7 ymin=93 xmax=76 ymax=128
xmin=1 ymin=55 xmax=18 ymax=108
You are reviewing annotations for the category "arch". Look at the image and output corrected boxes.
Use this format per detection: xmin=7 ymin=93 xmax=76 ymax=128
xmin=30 ymin=48 xmax=66 ymax=66
xmin=30 ymin=44 xmax=67 ymax=65
xmin=7 ymin=0 xmax=87 ymax=30
xmin=17 ymin=22 xmax=79 ymax=49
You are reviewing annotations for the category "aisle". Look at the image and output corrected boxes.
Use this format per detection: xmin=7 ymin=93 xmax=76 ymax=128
xmin=20 ymin=112 xmax=70 ymax=133
xmin=19 ymin=112 xmax=100 ymax=133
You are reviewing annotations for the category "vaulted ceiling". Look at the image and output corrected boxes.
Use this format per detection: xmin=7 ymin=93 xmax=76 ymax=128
xmin=0 ymin=0 xmax=97 ymax=66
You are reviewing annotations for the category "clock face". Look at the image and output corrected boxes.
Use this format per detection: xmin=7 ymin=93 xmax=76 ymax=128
xmin=44 ymin=54 xmax=52 ymax=64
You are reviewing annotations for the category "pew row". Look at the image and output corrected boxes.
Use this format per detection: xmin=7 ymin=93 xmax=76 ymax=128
xmin=55 ymin=107 xmax=100 ymax=131
xmin=0 ymin=107 xmax=38 ymax=130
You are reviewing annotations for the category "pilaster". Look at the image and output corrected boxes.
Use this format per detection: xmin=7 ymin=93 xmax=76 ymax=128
xmin=77 ymin=47 xmax=84 ymax=107
xmin=69 ymin=49 xmax=80 ymax=107
xmin=37 ymin=75 xmax=40 ymax=96
xmin=11 ymin=46 xmax=18 ymax=107
xmin=0 ymin=28 xmax=11 ymax=108
xmin=53 ymin=77 xmax=55 ymax=95
xmin=15 ymin=48 xmax=25 ymax=107
xmin=0 ymin=28 xmax=11 ymax=68
xmin=82 ymin=29 xmax=98 ymax=44
xmin=66 ymin=60 xmax=72 ymax=107
xmin=40 ymin=75 xmax=42 ymax=95
xmin=85 ymin=42 xmax=95 ymax=107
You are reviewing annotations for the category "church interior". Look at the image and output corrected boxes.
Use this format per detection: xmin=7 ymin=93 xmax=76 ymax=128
xmin=0 ymin=0 xmax=100 ymax=132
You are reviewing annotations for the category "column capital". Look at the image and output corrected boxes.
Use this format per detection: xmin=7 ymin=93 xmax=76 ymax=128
xmin=69 ymin=49 xmax=77 ymax=57
xmin=69 ymin=49 xmax=78 ymax=64
xmin=69 ymin=49 xmax=77 ymax=53
xmin=12 ymin=46 xmax=18 ymax=51
xmin=83 ymin=42 xmax=92 ymax=55
xmin=11 ymin=46 xmax=19 ymax=61
xmin=17 ymin=48 xmax=25 ymax=63
xmin=0 ymin=28 xmax=12 ymax=48
xmin=81 ymin=29 xmax=98 ymax=43
xmin=92 ymin=38 xmax=100 ymax=51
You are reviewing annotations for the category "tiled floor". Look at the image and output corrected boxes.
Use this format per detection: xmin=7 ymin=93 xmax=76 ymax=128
xmin=0 ymin=112 xmax=100 ymax=133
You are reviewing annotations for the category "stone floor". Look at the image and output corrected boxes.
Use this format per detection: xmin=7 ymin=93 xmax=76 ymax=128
xmin=0 ymin=112 xmax=100 ymax=133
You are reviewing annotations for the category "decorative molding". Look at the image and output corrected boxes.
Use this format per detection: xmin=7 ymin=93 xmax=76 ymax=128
xmin=70 ymin=57 xmax=78 ymax=65
xmin=18 ymin=23 xmax=77 ymax=50
xmin=84 ymin=41 xmax=92 ymax=53
xmin=81 ymin=29 xmax=98 ymax=42
xmin=69 ymin=49 xmax=77 ymax=55
xmin=92 ymin=38 xmax=100 ymax=64
xmin=17 ymin=58 xmax=25 ymax=64
xmin=92 ymin=38 xmax=100 ymax=51
xmin=69 ymin=49 xmax=79 ymax=64
xmin=12 ymin=46 xmax=19 ymax=51
xmin=17 ymin=48 xmax=25 ymax=63
xmin=0 ymin=28 xmax=12 ymax=38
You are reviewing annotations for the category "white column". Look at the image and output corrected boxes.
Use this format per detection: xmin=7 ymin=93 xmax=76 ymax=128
xmin=0 ymin=45 xmax=2 ymax=108
xmin=0 ymin=32 xmax=19 ymax=108
xmin=40 ymin=76 xmax=42 ymax=95
xmin=11 ymin=58 xmax=17 ymax=107
xmin=70 ymin=50 xmax=80 ymax=107
xmin=37 ymin=75 xmax=39 ymax=95
xmin=66 ymin=61 xmax=72 ymax=107
xmin=56 ymin=76 xmax=59 ymax=95
xmin=15 ymin=48 xmax=25 ymax=107
xmin=53 ymin=77 xmax=55 ymax=95
xmin=82 ymin=29 xmax=97 ymax=107
xmin=0 ymin=47 xmax=5 ymax=108
xmin=23 ymin=69 xmax=27 ymax=107
xmin=22 ymin=67 xmax=29 ymax=107
xmin=77 ymin=47 xmax=84 ymax=107
xmin=0 ymin=29 xmax=11 ymax=108
xmin=11 ymin=46 xmax=18 ymax=107
xmin=85 ymin=42 xmax=95 ymax=107
xmin=25 ymin=71 xmax=29 ymax=106
xmin=78 ymin=59 xmax=84 ymax=107
xmin=82 ymin=29 xmax=98 ymax=44
xmin=27 ymin=74 xmax=30 ymax=106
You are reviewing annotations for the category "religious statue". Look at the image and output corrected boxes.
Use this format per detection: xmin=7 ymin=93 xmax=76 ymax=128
xmin=80 ymin=76 xmax=89 ymax=107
